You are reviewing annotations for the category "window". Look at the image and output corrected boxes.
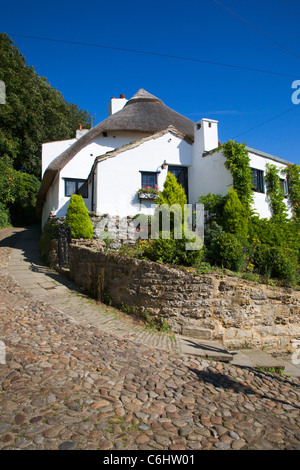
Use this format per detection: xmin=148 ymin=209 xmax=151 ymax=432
xmin=168 ymin=166 xmax=188 ymax=199
xmin=280 ymin=178 xmax=288 ymax=197
xmin=251 ymin=168 xmax=265 ymax=193
xmin=64 ymin=178 xmax=88 ymax=198
xmin=141 ymin=172 xmax=157 ymax=189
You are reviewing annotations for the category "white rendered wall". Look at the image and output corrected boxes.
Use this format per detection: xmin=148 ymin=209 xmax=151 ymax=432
xmin=95 ymin=132 xmax=193 ymax=217
xmin=191 ymin=148 xmax=292 ymax=220
xmin=189 ymin=119 xmax=221 ymax=204
xmin=42 ymin=131 xmax=148 ymax=224
xmin=248 ymin=151 xmax=292 ymax=219
xmin=41 ymin=175 xmax=60 ymax=227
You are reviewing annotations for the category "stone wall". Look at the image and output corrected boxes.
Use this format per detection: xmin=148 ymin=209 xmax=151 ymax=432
xmin=67 ymin=243 xmax=300 ymax=352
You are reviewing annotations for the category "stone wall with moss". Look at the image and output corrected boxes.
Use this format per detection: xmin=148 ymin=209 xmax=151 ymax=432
xmin=67 ymin=243 xmax=300 ymax=352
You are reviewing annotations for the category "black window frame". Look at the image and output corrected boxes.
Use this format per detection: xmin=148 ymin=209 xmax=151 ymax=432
xmin=280 ymin=178 xmax=288 ymax=198
xmin=140 ymin=171 xmax=158 ymax=189
xmin=251 ymin=168 xmax=265 ymax=193
xmin=64 ymin=178 xmax=88 ymax=198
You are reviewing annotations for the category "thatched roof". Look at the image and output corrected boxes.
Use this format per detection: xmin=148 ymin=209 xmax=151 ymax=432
xmin=36 ymin=89 xmax=195 ymax=216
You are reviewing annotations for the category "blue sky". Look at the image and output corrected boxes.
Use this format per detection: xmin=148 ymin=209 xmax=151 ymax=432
xmin=1 ymin=0 xmax=300 ymax=164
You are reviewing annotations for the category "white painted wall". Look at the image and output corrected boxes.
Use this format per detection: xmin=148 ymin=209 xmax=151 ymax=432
xmin=189 ymin=119 xmax=222 ymax=204
xmin=41 ymin=131 xmax=149 ymax=225
xmin=192 ymin=147 xmax=292 ymax=219
xmin=95 ymin=132 xmax=193 ymax=217
xmin=248 ymin=150 xmax=292 ymax=219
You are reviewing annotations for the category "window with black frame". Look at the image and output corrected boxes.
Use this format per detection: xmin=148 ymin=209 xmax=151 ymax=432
xmin=251 ymin=168 xmax=265 ymax=193
xmin=64 ymin=178 xmax=88 ymax=198
xmin=141 ymin=172 xmax=157 ymax=189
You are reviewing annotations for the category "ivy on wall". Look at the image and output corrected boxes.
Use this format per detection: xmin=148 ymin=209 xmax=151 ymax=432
xmin=221 ymin=140 xmax=254 ymax=211
xmin=285 ymin=163 xmax=300 ymax=221
xmin=264 ymin=163 xmax=288 ymax=221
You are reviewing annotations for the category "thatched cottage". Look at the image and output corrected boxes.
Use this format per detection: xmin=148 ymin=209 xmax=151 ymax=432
xmin=37 ymin=88 xmax=292 ymax=227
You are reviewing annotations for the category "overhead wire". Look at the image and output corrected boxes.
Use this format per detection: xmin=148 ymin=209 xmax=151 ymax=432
xmin=6 ymin=32 xmax=300 ymax=79
xmin=211 ymin=0 xmax=300 ymax=60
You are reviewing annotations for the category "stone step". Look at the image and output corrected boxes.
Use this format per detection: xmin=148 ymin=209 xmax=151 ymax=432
xmin=179 ymin=337 xmax=233 ymax=362
xmin=181 ymin=326 xmax=213 ymax=340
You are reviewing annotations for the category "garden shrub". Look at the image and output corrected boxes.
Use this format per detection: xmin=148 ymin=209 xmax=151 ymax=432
xmin=0 ymin=202 xmax=10 ymax=228
xmin=197 ymin=192 xmax=225 ymax=227
xmin=141 ymin=232 xmax=205 ymax=267
xmin=209 ymin=231 xmax=245 ymax=271
xmin=252 ymin=243 xmax=298 ymax=283
xmin=39 ymin=217 xmax=59 ymax=263
xmin=65 ymin=194 xmax=93 ymax=239
xmin=141 ymin=172 xmax=204 ymax=267
xmin=221 ymin=187 xmax=249 ymax=238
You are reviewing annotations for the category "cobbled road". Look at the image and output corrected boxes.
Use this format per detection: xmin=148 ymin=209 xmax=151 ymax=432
xmin=0 ymin=228 xmax=299 ymax=451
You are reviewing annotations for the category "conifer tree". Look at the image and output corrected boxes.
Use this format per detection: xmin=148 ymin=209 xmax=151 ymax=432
xmin=65 ymin=194 xmax=93 ymax=239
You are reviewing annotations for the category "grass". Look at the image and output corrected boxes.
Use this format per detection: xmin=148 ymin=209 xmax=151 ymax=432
xmin=256 ymin=366 xmax=285 ymax=375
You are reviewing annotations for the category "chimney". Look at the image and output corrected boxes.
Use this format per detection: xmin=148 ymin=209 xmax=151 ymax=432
xmin=108 ymin=94 xmax=128 ymax=116
xmin=193 ymin=119 xmax=219 ymax=155
xmin=76 ymin=124 xmax=89 ymax=139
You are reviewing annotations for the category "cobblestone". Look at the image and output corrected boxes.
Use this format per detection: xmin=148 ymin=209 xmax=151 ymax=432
xmin=0 ymin=227 xmax=299 ymax=451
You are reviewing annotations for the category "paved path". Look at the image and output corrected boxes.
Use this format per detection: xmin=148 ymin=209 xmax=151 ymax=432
xmin=0 ymin=226 xmax=299 ymax=450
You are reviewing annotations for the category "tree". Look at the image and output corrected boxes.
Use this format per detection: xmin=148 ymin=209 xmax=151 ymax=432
xmin=222 ymin=187 xmax=249 ymax=238
xmin=0 ymin=33 xmax=93 ymax=177
xmin=65 ymin=195 xmax=93 ymax=239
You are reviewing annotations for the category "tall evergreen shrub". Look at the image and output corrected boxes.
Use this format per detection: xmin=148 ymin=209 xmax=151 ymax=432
xmin=65 ymin=194 xmax=93 ymax=239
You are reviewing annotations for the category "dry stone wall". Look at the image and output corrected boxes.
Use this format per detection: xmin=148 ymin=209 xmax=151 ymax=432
xmin=67 ymin=243 xmax=300 ymax=352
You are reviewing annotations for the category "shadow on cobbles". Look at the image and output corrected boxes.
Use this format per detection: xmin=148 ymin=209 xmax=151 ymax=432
xmin=0 ymin=225 xmax=78 ymax=290
xmin=189 ymin=367 xmax=300 ymax=409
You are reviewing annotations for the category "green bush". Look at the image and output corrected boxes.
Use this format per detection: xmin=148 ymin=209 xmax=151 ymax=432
xmin=222 ymin=187 xmax=249 ymax=238
xmin=210 ymin=231 xmax=245 ymax=271
xmin=65 ymin=194 xmax=93 ymax=239
xmin=10 ymin=172 xmax=40 ymax=226
xmin=0 ymin=202 xmax=10 ymax=228
xmin=141 ymin=232 xmax=205 ymax=267
xmin=39 ymin=218 xmax=59 ymax=263
xmin=252 ymin=243 xmax=298 ymax=283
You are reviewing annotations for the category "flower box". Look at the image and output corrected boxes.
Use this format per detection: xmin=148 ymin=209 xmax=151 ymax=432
xmin=138 ymin=192 xmax=158 ymax=200
xmin=138 ymin=185 xmax=159 ymax=199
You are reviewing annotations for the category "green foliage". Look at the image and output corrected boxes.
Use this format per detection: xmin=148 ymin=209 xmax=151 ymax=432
xmin=0 ymin=202 xmax=10 ymax=228
xmin=253 ymin=243 xmax=298 ymax=284
xmin=141 ymin=172 xmax=204 ymax=266
xmin=222 ymin=187 xmax=249 ymax=237
xmin=0 ymin=33 xmax=92 ymax=177
xmin=155 ymin=172 xmax=187 ymax=208
xmin=0 ymin=156 xmax=40 ymax=227
xmin=197 ymin=192 xmax=225 ymax=226
xmin=65 ymin=194 xmax=93 ymax=239
xmin=39 ymin=217 xmax=59 ymax=263
xmin=221 ymin=140 xmax=254 ymax=210
xmin=142 ymin=233 xmax=205 ymax=266
xmin=265 ymin=163 xmax=288 ymax=221
xmin=285 ymin=163 xmax=300 ymax=221
xmin=209 ymin=231 xmax=245 ymax=272
xmin=10 ymin=172 xmax=40 ymax=226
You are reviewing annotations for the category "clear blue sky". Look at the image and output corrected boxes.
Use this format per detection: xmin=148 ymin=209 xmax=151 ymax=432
xmin=1 ymin=0 xmax=300 ymax=164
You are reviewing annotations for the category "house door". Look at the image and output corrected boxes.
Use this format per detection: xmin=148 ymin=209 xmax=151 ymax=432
xmin=168 ymin=166 xmax=188 ymax=201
